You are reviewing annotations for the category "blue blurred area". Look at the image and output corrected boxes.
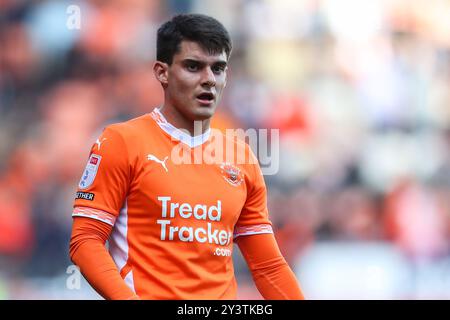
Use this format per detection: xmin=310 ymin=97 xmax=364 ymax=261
xmin=0 ymin=0 xmax=449 ymax=299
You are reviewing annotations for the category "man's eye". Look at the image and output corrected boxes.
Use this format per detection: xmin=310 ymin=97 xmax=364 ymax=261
xmin=186 ymin=64 xmax=199 ymax=71
xmin=212 ymin=66 xmax=225 ymax=74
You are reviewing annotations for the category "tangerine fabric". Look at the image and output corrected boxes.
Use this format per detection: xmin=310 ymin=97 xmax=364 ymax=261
xmin=69 ymin=217 xmax=138 ymax=300
xmin=236 ymin=233 xmax=305 ymax=300
xmin=70 ymin=218 xmax=303 ymax=300
xmin=71 ymin=108 xmax=274 ymax=299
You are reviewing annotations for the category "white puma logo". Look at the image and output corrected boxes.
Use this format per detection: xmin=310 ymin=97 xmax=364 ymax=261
xmin=147 ymin=154 xmax=169 ymax=172
xmin=95 ymin=138 xmax=107 ymax=151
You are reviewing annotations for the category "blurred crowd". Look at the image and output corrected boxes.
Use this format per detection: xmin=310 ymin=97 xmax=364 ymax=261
xmin=1 ymin=0 xmax=450 ymax=298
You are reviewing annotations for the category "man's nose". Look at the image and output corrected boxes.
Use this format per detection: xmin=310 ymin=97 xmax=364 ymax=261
xmin=201 ymin=67 xmax=216 ymax=87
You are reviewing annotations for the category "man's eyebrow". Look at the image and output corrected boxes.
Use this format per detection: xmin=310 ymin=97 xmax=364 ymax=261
xmin=213 ymin=61 xmax=228 ymax=67
xmin=182 ymin=59 xmax=202 ymax=65
xmin=182 ymin=58 xmax=228 ymax=66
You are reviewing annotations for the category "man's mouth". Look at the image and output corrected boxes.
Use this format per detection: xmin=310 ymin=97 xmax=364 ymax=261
xmin=196 ymin=92 xmax=215 ymax=105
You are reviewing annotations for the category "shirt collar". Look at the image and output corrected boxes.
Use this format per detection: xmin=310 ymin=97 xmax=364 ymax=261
xmin=150 ymin=107 xmax=211 ymax=148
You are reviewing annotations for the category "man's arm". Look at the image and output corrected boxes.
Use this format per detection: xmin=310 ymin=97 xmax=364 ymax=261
xmin=235 ymin=233 xmax=305 ymax=300
xmin=69 ymin=216 xmax=139 ymax=300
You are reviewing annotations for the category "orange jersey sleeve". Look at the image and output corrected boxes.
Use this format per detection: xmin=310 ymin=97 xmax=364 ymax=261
xmin=234 ymin=146 xmax=273 ymax=238
xmin=236 ymin=233 xmax=305 ymax=300
xmin=73 ymin=126 xmax=130 ymax=224
xmin=69 ymin=217 xmax=139 ymax=300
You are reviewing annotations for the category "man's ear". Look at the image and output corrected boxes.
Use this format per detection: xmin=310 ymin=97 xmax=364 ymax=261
xmin=153 ymin=61 xmax=169 ymax=88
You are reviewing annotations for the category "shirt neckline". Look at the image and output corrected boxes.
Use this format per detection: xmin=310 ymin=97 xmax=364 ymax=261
xmin=150 ymin=107 xmax=211 ymax=148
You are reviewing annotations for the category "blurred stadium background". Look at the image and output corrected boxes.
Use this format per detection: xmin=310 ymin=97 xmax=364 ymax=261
xmin=1 ymin=0 xmax=450 ymax=299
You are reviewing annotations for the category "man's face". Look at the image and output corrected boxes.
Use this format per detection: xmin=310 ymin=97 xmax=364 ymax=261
xmin=163 ymin=40 xmax=228 ymax=122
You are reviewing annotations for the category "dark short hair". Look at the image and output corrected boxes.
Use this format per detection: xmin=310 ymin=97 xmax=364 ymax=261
xmin=157 ymin=14 xmax=232 ymax=65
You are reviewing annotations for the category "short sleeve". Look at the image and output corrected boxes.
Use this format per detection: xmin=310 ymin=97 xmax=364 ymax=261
xmin=73 ymin=126 xmax=130 ymax=226
xmin=234 ymin=146 xmax=273 ymax=239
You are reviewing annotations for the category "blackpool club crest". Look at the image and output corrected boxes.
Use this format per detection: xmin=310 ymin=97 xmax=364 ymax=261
xmin=78 ymin=154 xmax=102 ymax=189
xmin=220 ymin=163 xmax=244 ymax=187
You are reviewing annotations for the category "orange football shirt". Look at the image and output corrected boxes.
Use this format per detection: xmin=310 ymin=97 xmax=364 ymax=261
xmin=73 ymin=108 xmax=273 ymax=299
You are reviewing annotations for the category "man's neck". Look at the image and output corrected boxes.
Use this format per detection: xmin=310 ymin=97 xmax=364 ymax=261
xmin=158 ymin=105 xmax=210 ymax=136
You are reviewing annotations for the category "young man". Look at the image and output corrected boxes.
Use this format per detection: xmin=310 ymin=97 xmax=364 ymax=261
xmin=69 ymin=13 xmax=304 ymax=300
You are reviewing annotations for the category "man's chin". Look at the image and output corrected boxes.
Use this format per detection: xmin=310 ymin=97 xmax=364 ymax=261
xmin=191 ymin=105 xmax=216 ymax=120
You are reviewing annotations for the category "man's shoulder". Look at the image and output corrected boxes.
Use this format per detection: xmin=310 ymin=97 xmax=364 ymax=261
xmin=211 ymin=128 xmax=259 ymax=169
xmin=213 ymin=128 xmax=251 ymax=152
xmin=105 ymin=113 xmax=154 ymax=138
xmin=215 ymin=129 xmax=257 ymax=162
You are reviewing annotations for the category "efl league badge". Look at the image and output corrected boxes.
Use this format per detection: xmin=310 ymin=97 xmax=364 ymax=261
xmin=78 ymin=154 xmax=102 ymax=189
xmin=220 ymin=163 xmax=244 ymax=187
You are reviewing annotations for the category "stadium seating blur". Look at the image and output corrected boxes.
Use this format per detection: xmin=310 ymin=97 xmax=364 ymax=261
xmin=1 ymin=0 xmax=449 ymax=299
